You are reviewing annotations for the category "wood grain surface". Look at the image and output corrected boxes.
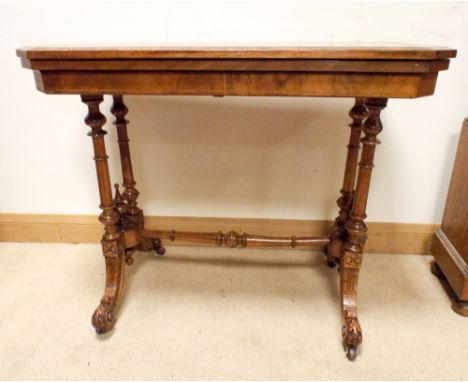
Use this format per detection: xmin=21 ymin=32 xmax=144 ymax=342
xmin=16 ymin=46 xmax=457 ymax=60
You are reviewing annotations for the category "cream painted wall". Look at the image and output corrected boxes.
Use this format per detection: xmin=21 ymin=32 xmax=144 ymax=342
xmin=1 ymin=1 xmax=467 ymax=223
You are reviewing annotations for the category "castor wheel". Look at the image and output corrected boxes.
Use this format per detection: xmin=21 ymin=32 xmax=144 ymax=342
xmin=346 ymin=345 xmax=357 ymax=361
xmin=125 ymin=255 xmax=134 ymax=265
xmin=124 ymin=248 xmax=135 ymax=265
xmin=156 ymin=246 xmax=166 ymax=256
xmin=327 ymin=259 xmax=336 ymax=268
xmin=152 ymin=239 xmax=166 ymax=256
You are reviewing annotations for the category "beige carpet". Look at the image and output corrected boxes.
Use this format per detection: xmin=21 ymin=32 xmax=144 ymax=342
xmin=0 ymin=243 xmax=467 ymax=380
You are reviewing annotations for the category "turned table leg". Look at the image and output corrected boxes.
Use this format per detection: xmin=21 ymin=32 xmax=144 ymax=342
xmin=328 ymin=98 xmax=368 ymax=266
xmin=111 ymin=95 xmax=143 ymax=227
xmin=340 ymin=98 xmax=387 ymax=360
xmin=110 ymin=95 xmax=165 ymax=259
xmin=82 ymin=95 xmax=126 ymax=334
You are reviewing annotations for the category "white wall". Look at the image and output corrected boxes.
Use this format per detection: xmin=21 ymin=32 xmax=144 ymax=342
xmin=1 ymin=1 xmax=467 ymax=223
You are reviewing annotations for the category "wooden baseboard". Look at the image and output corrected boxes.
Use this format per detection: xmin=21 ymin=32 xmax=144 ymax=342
xmin=0 ymin=213 xmax=438 ymax=254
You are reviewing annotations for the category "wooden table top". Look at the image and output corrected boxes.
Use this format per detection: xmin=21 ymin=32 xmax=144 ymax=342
xmin=17 ymin=46 xmax=456 ymax=60
xmin=17 ymin=46 xmax=457 ymax=98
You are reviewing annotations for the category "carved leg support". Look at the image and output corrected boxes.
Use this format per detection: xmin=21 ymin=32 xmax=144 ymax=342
xmin=341 ymin=98 xmax=387 ymax=360
xmin=110 ymin=95 xmax=165 ymax=256
xmin=82 ymin=95 xmax=126 ymax=334
xmin=327 ymin=98 xmax=367 ymax=267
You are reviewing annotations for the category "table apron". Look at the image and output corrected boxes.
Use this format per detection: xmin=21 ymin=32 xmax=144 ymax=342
xmin=33 ymin=70 xmax=438 ymax=98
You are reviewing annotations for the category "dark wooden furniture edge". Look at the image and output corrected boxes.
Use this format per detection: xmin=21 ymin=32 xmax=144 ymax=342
xmin=431 ymin=118 xmax=468 ymax=316
xmin=17 ymin=46 xmax=456 ymax=98
xmin=431 ymin=259 xmax=468 ymax=317
xmin=18 ymin=57 xmax=451 ymax=73
xmin=30 ymin=71 xmax=438 ymax=98
xmin=432 ymin=228 xmax=468 ymax=300
xmin=16 ymin=46 xmax=457 ymax=60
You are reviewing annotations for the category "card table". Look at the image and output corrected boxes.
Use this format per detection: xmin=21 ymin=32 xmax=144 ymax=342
xmin=17 ymin=46 xmax=456 ymax=360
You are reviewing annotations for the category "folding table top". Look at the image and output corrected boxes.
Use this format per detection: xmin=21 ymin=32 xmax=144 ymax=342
xmin=17 ymin=46 xmax=457 ymax=98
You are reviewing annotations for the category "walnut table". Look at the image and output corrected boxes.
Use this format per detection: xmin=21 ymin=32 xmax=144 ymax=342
xmin=17 ymin=46 xmax=456 ymax=360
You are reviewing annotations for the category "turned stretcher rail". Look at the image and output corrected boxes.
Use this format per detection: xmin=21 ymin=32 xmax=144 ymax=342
xmin=141 ymin=229 xmax=330 ymax=249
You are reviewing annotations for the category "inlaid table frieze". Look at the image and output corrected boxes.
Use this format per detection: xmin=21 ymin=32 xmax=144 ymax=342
xmin=17 ymin=46 xmax=456 ymax=360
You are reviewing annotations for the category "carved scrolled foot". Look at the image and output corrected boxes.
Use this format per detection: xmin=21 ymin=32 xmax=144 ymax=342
xmin=91 ymin=239 xmax=125 ymax=334
xmin=92 ymin=297 xmax=116 ymax=334
xmin=340 ymin=247 xmax=363 ymax=360
xmin=342 ymin=316 xmax=362 ymax=361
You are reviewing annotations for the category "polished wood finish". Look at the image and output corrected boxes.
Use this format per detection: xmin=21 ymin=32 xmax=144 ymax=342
xmin=81 ymin=95 xmax=125 ymax=334
xmin=111 ymin=97 xmax=141 ymax=218
xmin=432 ymin=119 xmax=468 ymax=315
xmin=142 ymin=229 xmax=330 ymax=249
xmin=341 ymin=98 xmax=387 ymax=360
xmin=431 ymin=261 xmax=468 ymax=316
xmin=31 ymin=71 xmax=438 ymax=98
xmin=18 ymin=46 xmax=455 ymax=98
xmin=328 ymin=99 xmax=368 ymax=266
xmin=17 ymin=46 xmax=457 ymax=60
xmin=18 ymin=46 xmax=455 ymax=360
xmin=20 ymin=58 xmax=450 ymax=73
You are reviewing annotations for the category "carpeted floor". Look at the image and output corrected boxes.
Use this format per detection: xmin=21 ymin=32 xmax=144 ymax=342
xmin=0 ymin=242 xmax=467 ymax=380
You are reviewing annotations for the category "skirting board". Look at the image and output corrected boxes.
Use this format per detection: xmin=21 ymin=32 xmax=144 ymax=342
xmin=0 ymin=214 xmax=438 ymax=254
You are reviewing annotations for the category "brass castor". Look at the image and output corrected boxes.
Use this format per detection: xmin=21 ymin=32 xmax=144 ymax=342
xmin=153 ymin=239 xmax=166 ymax=256
xmin=346 ymin=345 xmax=357 ymax=361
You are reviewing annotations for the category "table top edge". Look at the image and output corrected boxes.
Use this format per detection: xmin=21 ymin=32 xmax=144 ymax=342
xmin=16 ymin=46 xmax=457 ymax=60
